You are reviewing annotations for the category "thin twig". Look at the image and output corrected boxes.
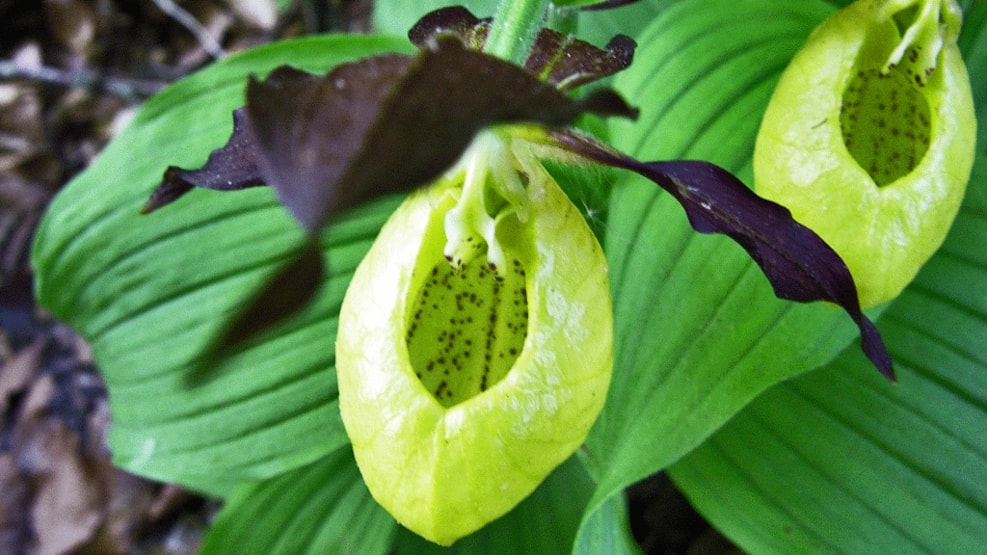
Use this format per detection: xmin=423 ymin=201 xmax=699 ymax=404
xmin=0 ymin=59 xmax=167 ymax=98
xmin=148 ymin=0 xmax=227 ymax=60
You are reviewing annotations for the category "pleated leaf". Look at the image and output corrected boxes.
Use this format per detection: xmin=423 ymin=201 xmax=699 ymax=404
xmin=670 ymin=153 xmax=987 ymax=552
xmin=571 ymin=493 xmax=640 ymax=555
xmin=30 ymin=35 xmax=413 ymax=496
xmin=668 ymin=3 xmax=987 ymax=550
xmin=577 ymin=0 xmax=859 ymax=524
xmin=201 ymin=446 xmax=396 ymax=555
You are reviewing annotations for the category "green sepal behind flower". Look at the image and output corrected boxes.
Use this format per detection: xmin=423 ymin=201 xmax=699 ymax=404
xmin=336 ymin=131 xmax=613 ymax=545
xmin=754 ymin=0 xmax=976 ymax=308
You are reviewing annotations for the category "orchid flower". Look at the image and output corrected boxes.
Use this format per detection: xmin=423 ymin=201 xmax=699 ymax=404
xmin=143 ymin=7 xmax=893 ymax=379
xmin=138 ymin=3 xmax=898 ymax=546
xmin=28 ymin=0 xmax=987 ymax=549
xmin=754 ymin=0 xmax=975 ymax=308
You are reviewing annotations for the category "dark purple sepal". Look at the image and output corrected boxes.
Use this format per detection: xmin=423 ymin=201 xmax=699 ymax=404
xmin=525 ymin=32 xmax=636 ymax=91
xmin=142 ymin=108 xmax=265 ymax=214
xmin=551 ymin=130 xmax=895 ymax=380
xmin=408 ymin=6 xmax=490 ymax=51
xmin=408 ymin=6 xmax=636 ymax=92
xmin=148 ymin=35 xmax=638 ymax=370
xmin=242 ymin=56 xmax=413 ymax=231
xmin=244 ymin=36 xmax=637 ymax=232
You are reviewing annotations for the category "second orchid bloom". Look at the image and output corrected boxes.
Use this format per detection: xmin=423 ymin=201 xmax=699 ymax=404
xmin=337 ymin=130 xmax=613 ymax=544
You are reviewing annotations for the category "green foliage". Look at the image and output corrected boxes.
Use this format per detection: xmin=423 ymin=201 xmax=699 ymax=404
xmin=671 ymin=93 xmax=987 ymax=555
xmin=577 ymin=0 xmax=864 ymax=541
xmin=200 ymin=446 xmax=396 ymax=554
xmin=30 ymin=0 xmax=986 ymax=552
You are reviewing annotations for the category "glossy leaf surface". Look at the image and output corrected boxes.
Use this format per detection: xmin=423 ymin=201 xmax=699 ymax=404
xmin=672 ymin=203 xmax=987 ymax=551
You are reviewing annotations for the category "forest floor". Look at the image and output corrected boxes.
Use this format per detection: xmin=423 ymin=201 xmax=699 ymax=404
xmin=0 ymin=1 xmax=735 ymax=553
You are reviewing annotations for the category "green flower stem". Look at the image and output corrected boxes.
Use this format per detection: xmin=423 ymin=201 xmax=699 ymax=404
xmin=485 ymin=0 xmax=553 ymax=64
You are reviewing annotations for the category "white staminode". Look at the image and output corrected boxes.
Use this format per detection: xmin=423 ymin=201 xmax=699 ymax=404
xmin=442 ymin=131 xmax=534 ymax=273
xmin=880 ymin=0 xmax=962 ymax=77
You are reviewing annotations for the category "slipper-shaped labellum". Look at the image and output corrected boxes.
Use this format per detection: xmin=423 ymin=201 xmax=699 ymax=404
xmin=754 ymin=0 xmax=975 ymax=308
xmin=335 ymin=130 xmax=612 ymax=545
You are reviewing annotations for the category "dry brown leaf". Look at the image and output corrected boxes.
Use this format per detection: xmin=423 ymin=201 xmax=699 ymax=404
xmin=20 ymin=419 xmax=102 ymax=555
xmin=147 ymin=484 xmax=196 ymax=523
xmin=0 ymin=70 xmax=44 ymax=173
xmin=225 ymin=0 xmax=277 ymax=30
xmin=44 ymin=0 xmax=97 ymax=56
xmin=173 ymin=0 xmax=233 ymax=67
xmin=0 ymin=338 xmax=44 ymax=413
xmin=17 ymin=368 xmax=55 ymax=423
xmin=0 ymin=454 xmax=32 ymax=554
xmin=84 ymin=460 xmax=155 ymax=555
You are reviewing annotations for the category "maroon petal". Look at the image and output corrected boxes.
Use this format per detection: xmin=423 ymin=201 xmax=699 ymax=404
xmin=244 ymin=36 xmax=637 ymax=231
xmin=152 ymin=38 xmax=637 ymax=364
xmin=409 ymin=6 xmax=636 ymax=91
xmin=551 ymin=130 xmax=895 ymax=380
xmin=242 ymin=57 xmax=413 ymax=231
xmin=142 ymin=107 xmax=265 ymax=213
xmin=407 ymin=6 xmax=489 ymax=50
xmin=146 ymin=38 xmax=635 ymax=231
xmin=525 ymin=33 xmax=636 ymax=91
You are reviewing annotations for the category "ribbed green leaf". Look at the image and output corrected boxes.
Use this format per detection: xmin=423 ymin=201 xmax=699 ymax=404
xmin=201 ymin=446 xmax=396 ymax=555
xmin=669 ymin=4 xmax=987 ymax=548
xmin=391 ymin=454 xmax=608 ymax=554
xmin=670 ymin=152 xmax=987 ymax=553
xmin=578 ymin=0 xmax=853 ymax=518
xmin=570 ymin=1 xmax=668 ymax=47
xmin=571 ymin=492 xmax=640 ymax=555
xmin=31 ymin=35 xmax=413 ymax=496
xmin=956 ymin=0 xmax=987 ymax=146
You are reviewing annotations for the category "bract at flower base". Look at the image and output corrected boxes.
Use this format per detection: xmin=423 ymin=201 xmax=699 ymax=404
xmin=336 ymin=132 xmax=613 ymax=545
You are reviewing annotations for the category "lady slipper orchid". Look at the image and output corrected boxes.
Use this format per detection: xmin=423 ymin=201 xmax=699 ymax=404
xmin=142 ymin=5 xmax=896 ymax=544
xmin=754 ymin=0 xmax=976 ymax=308
xmin=337 ymin=130 xmax=612 ymax=544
